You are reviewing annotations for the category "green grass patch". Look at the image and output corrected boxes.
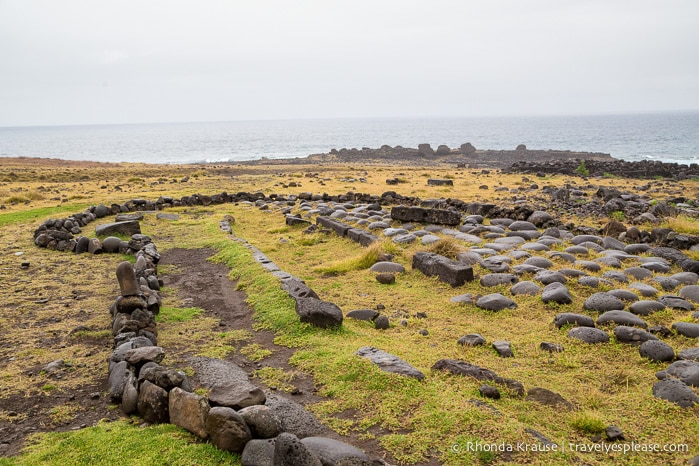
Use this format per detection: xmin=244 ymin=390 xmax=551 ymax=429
xmin=0 ymin=204 xmax=92 ymax=227
xmin=569 ymin=411 xmax=606 ymax=434
xmin=239 ymin=343 xmax=273 ymax=361
xmin=9 ymin=420 xmax=237 ymax=465
xmin=254 ymin=367 xmax=297 ymax=392
xmin=312 ymin=240 xmax=386 ymax=275
xmin=155 ymin=306 xmax=204 ymax=323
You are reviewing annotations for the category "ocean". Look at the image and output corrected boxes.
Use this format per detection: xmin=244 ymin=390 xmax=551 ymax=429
xmin=0 ymin=112 xmax=697 ymax=165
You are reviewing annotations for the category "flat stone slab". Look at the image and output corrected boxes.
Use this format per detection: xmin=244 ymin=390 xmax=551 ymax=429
xmin=413 ymin=251 xmax=474 ymax=287
xmin=431 ymin=358 xmax=524 ymax=395
xmin=95 ymin=220 xmax=141 ymax=237
xmin=190 ymin=357 xmax=266 ymax=409
xmin=355 ymin=346 xmax=424 ymax=380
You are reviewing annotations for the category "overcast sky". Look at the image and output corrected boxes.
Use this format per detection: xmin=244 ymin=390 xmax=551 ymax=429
xmin=1 ymin=0 xmax=698 ymax=127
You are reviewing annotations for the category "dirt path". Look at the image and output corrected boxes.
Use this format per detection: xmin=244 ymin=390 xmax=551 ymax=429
xmin=159 ymin=248 xmax=422 ymax=465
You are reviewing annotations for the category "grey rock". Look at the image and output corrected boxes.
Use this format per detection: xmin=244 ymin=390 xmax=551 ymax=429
xmin=679 ymin=285 xmax=699 ymax=302
xmin=169 ymin=387 xmax=210 ymax=439
xmin=652 ymin=379 xmax=698 ymax=407
xmin=239 ymin=405 xmax=283 ymax=439
xmin=602 ymin=271 xmax=629 ymax=283
xmin=578 ymin=276 xmax=601 ymax=288
xmin=346 ymin=309 xmax=379 ymax=321
xmin=301 ymin=437 xmax=369 ymax=465
xmin=421 ymin=234 xmax=441 ymax=245
xmin=613 ymin=325 xmax=657 ymax=344
xmin=492 ymin=341 xmax=513 ymax=357
xmin=607 ymin=289 xmax=639 ymax=303
xmin=121 ymin=372 xmax=138 ymax=414
xmin=95 ymin=220 xmax=141 ymax=237
xmin=392 ymin=233 xmax=416 ymax=244
xmin=508 ymin=220 xmax=538 ymax=231
xmin=137 ymin=380 xmax=170 ymax=424
xmin=639 ymin=340 xmax=675 ymax=362
xmin=653 ymin=276 xmax=680 ymax=291
xmin=657 ymin=360 xmax=699 ymax=386
xmin=554 ymin=313 xmax=595 ymax=328
xmin=431 ymin=359 xmax=524 ymax=395
xmin=671 ymin=272 xmax=699 ymax=285
xmin=205 ymin=406 xmax=252 ymax=454
xmin=375 ymin=273 xmax=395 ymax=285
xmin=642 ymin=261 xmax=671 ymax=273
xmin=658 ymin=295 xmax=695 ymax=311
xmin=274 ymin=432 xmax=323 ymax=466
xmin=458 ymin=334 xmax=486 ymax=346
xmin=624 ymin=267 xmax=653 ymax=280
xmin=628 ymin=282 xmax=658 ymax=297
xmin=534 ymin=270 xmax=567 ymax=285
xmin=191 ymin=357 xmax=266 ymax=409
xmin=374 ymin=315 xmax=389 ymax=330
xmin=567 ymin=327 xmax=609 ymax=344
xmin=102 ymin=236 xmax=122 ymax=253
xmin=265 ymin=393 xmax=327 ymax=438
xmin=575 ymin=260 xmax=601 ymax=272
xmin=678 ymin=348 xmax=699 ymax=362
xmin=583 ymin=292 xmax=626 ymax=312
xmin=124 ymin=346 xmax=165 ymax=365
xmin=108 ymin=361 xmax=131 ymax=401
xmin=412 ymin=251 xmax=474 ymax=287
xmin=597 ymin=310 xmax=647 ymax=328
xmin=480 ymin=273 xmax=518 ymax=287
xmin=540 ymin=342 xmax=564 ymax=353
xmin=541 ymin=282 xmax=573 ymax=304
xmin=369 ymin=262 xmax=405 ymax=273
xmin=450 ymin=293 xmax=478 ymax=304
xmin=476 ymin=293 xmax=517 ymax=311
xmin=116 ymin=261 xmax=140 ymax=297
xmin=355 ymin=346 xmax=424 ymax=380
xmin=629 ymin=300 xmax=666 ymax=316
xmin=242 ymin=439 xmax=275 ymax=466
xmin=295 ymin=298 xmax=343 ymax=329
xmin=479 ymin=385 xmax=501 ymax=399
xmin=673 ymin=322 xmax=699 ymax=338
xmin=606 ymin=425 xmax=625 ymax=441
xmin=510 ymin=281 xmax=541 ymax=296
xmin=524 ymin=257 xmax=553 ymax=269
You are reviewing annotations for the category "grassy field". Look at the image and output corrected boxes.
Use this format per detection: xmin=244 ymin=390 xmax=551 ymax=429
xmin=1 ymin=158 xmax=698 ymax=465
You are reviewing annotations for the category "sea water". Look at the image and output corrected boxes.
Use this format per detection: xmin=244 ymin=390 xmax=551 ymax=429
xmin=0 ymin=112 xmax=697 ymax=165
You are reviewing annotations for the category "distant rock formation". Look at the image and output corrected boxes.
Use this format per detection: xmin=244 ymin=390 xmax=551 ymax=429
xmin=301 ymin=143 xmax=613 ymax=168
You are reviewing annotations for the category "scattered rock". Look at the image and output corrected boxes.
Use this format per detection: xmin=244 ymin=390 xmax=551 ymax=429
xmin=355 ymin=346 xmax=425 ymax=380
xmin=652 ymin=379 xmax=698 ymax=407
xmin=205 ymin=406 xmax=253 ymax=454
xmin=458 ymin=334 xmax=486 ymax=347
xmin=492 ymin=341 xmax=513 ymax=358
xmin=639 ymin=340 xmax=675 ymax=362
xmin=526 ymin=387 xmax=574 ymax=410
xmin=567 ymin=327 xmax=609 ymax=344
xmin=479 ymin=385 xmax=501 ymax=399
xmin=476 ymin=293 xmax=517 ymax=311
